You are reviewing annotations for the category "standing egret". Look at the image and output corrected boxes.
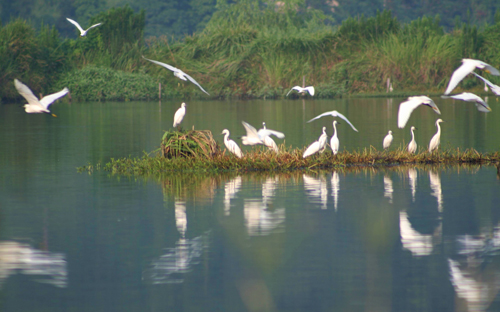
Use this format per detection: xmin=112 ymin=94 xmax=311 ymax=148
xmin=444 ymin=59 xmax=500 ymax=95
xmin=303 ymin=127 xmax=328 ymax=158
xmin=66 ymin=18 xmax=102 ymax=37
xmin=383 ymin=130 xmax=393 ymax=150
xmin=441 ymin=92 xmax=491 ymax=113
xmin=14 ymin=79 xmax=69 ymax=117
xmin=259 ymin=122 xmax=284 ymax=152
xmin=398 ymin=96 xmax=441 ymax=128
xmin=331 ymin=121 xmax=340 ymax=155
xmin=222 ymin=129 xmax=243 ymax=158
xmin=472 ymin=72 xmax=500 ymax=96
xmin=142 ymin=56 xmax=209 ymax=95
xmin=429 ymin=119 xmax=444 ymax=153
xmin=173 ymin=103 xmax=186 ymax=127
xmin=286 ymin=86 xmax=315 ymax=96
xmin=307 ymin=110 xmax=358 ymax=132
xmin=407 ymin=126 xmax=417 ymax=154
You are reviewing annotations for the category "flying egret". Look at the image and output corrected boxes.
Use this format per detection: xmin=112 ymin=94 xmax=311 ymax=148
xmin=303 ymin=127 xmax=328 ymax=158
xmin=331 ymin=121 xmax=340 ymax=155
xmin=441 ymin=92 xmax=491 ymax=113
xmin=429 ymin=119 xmax=444 ymax=153
xmin=472 ymin=72 xmax=500 ymax=96
xmin=407 ymin=126 xmax=417 ymax=154
xmin=222 ymin=129 xmax=243 ymax=158
xmin=286 ymin=86 xmax=315 ymax=96
xmin=241 ymin=121 xmax=264 ymax=145
xmin=142 ymin=56 xmax=209 ymax=95
xmin=66 ymin=18 xmax=102 ymax=37
xmin=383 ymin=130 xmax=393 ymax=150
xmin=307 ymin=110 xmax=358 ymax=132
xmin=444 ymin=59 xmax=500 ymax=95
xmin=14 ymin=79 xmax=68 ymax=117
xmin=173 ymin=102 xmax=186 ymax=127
xmin=398 ymin=96 xmax=441 ymax=128
xmin=259 ymin=122 xmax=284 ymax=152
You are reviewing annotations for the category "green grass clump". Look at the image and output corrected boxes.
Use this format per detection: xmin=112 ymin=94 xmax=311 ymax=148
xmin=161 ymin=129 xmax=220 ymax=159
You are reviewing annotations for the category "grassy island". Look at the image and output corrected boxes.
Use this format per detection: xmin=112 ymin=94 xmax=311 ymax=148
xmin=78 ymin=130 xmax=500 ymax=175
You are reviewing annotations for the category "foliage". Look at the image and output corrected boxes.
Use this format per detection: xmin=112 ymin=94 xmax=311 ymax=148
xmin=161 ymin=129 xmax=220 ymax=159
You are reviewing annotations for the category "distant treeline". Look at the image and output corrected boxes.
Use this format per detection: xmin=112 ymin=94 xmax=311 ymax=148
xmin=2 ymin=1 xmax=500 ymax=102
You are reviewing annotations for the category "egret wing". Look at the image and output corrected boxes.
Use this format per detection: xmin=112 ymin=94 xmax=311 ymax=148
xmin=241 ymin=121 xmax=263 ymax=145
xmin=286 ymin=86 xmax=302 ymax=96
xmin=142 ymin=56 xmax=180 ymax=72
xmin=66 ymin=18 xmax=85 ymax=33
xmin=307 ymin=110 xmax=358 ymax=132
xmin=472 ymin=72 xmax=500 ymax=96
xmin=303 ymin=141 xmax=320 ymax=158
xmin=398 ymin=98 xmax=424 ymax=128
xmin=184 ymin=72 xmax=210 ymax=95
xmin=305 ymin=86 xmax=315 ymax=96
xmin=14 ymin=79 xmax=42 ymax=106
xmin=86 ymin=23 xmax=102 ymax=31
xmin=39 ymin=87 xmax=69 ymax=108
xmin=444 ymin=61 xmax=477 ymax=95
xmin=258 ymin=129 xmax=285 ymax=139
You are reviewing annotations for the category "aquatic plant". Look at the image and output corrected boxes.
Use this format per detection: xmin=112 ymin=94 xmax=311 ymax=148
xmin=161 ymin=129 xmax=220 ymax=159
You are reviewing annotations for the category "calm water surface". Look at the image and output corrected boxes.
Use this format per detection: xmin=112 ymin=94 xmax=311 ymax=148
xmin=1 ymin=98 xmax=500 ymax=312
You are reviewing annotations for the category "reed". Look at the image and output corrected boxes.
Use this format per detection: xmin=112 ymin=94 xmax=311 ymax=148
xmin=161 ymin=129 xmax=220 ymax=159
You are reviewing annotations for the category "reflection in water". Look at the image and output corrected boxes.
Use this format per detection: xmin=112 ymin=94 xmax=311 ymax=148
xmin=142 ymin=233 xmax=210 ymax=284
xmin=303 ymin=174 xmax=327 ymax=209
xmin=383 ymin=175 xmax=393 ymax=204
xmin=224 ymin=176 xmax=242 ymax=216
xmin=244 ymin=199 xmax=285 ymax=236
xmin=331 ymin=171 xmax=339 ymax=211
xmin=175 ymin=200 xmax=187 ymax=238
xmin=408 ymin=168 xmax=417 ymax=202
xmin=399 ymin=211 xmax=434 ymax=256
xmin=429 ymin=171 xmax=443 ymax=212
xmin=262 ymin=176 xmax=278 ymax=208
xmin=0 ymin=241 xmax=67 ymax=288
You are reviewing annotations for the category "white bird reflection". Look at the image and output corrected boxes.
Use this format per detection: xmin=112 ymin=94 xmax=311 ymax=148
xmin=175 ymin=200 xmax=187 ymax=238
xmin=408 ymin=168 xmax=417 ymax=202
xmin=0 ymin=241 xmax=67 ymax=288
xmin=244 ymin=199 xmax=285 ymax=236
xmin=383 ymin=175 xmax=393 ymax=204
xmin=262 ymin=176 xmax=279 ymax=208
xmin=429 ymin=171 xmax=443 ymax=212
xmin=224 ymin=176 xmax=242 ymax=216
xmin=448 ymin=258 xmax=500 ymax=312
xmin=399 ymin=211 xmax=433 ymax=256
xmin=142 ymin=233 xmax=210 ymax=285
xmin=303 ymin=174 xmax=328 ymax=209
xmin=331 ymin=171 xmax=340 ymax=211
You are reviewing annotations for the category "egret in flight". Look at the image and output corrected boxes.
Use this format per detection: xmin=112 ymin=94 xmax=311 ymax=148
xmin=383 ymin=130 xmax=393 ymax=150
xmin=241 ymin=121 xmax=284 ymax=147
xmin=472 ymin=72 xmax=500 ymax=96
xmin=307 ymin=110 xmax=358 ymax=132
xmin=429 ymin=119 xmax=444 ymax=153
xmin=66 ymin=18 xmax=102 ymax=37
xmin=173 ymin=103 xmax=186 ymax=127
xmin=331 ymin=121 xmax=340 ymax=155
xmin=286 ymin=86 xmax=315 ymax=96
xmin=441 ymin=92 xmax=491 ymax=113
xmin=222 ymin=129 xmax=243 ymax=158
xmin=398 ymin=96 xmax=441 ymax=128
xmin=14 ymin=79 xmax=68 ymax=117
xmin=259 ymin=122 xmax=284 ymax=152
xmin=444 ymin=59 xmax=500 ymax=95
xmin=142 ymin=56 xmax=209 ymax=95
xmin=407 ymin=126 xmax=417 ymax=154
xmin=303 ymin=127 xmax=328 ymax=158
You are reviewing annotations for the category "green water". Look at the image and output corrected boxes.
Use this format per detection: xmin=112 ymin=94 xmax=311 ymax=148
xmin=0 ymin=98 xmax=499 ymax=312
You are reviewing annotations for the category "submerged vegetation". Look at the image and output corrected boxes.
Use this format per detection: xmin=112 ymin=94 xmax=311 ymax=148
xmin=3 ymin=1 xmax=500 ymax=101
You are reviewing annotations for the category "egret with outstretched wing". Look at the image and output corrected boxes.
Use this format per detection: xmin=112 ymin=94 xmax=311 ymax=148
xmin=66 ymin=18 xmax=102 ymax=37
xmin=442 ymin=92 xmax=491 ymax=113
xmin=307 ymin=110 xmax=358 ymax=132
xmin=444 ymin=59 xmax=500 ymax=95
xmin=14 ymin=79 xmax=68 ymax=117
xmin=286 ymin=86 xmax=315 ymax=96
xmin=398 ymin=96 xmax=441 ymax=128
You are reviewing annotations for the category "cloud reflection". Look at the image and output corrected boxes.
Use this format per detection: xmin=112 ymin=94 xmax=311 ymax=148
xmin=0 ymin=241 xmax=67 ymax=288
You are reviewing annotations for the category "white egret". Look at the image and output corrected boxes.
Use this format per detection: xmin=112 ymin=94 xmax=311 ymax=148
xmin=241 ymin=121 xmax=264 ymax=145
xmin=307 ymin=110 xmax=358 ymax=132
xmin=441 ymin=92 xmax=491 ymax=113
xmin=407 ymin=126 xmax=417 ymax=154
xmin=142 ymin=56 xmax=209 ymax=95
xmin=259 ymin=122 xmax=284 ymax=152
xmin=398 ymin=96 xmax=441 ymax=128
xmin=444 ymin=58 xmax=500 ymax=95
xmin=472 ymin=72 xmax=500 ymax=96
xmin=428 ymin=119 xmax=444 ymax=153
xmin=222 ymin=129 xmax=243 ymax=158
xmin=14 ymin=79 xmax=68 ymax=117
xmin=286 ymin=86 xmax=315 ymax=96
xmin=66 ymin=18 xmax=102 ymax=37
xmin=303 ymin=127 xmax=328 ymax=158
xmin=383 ymin=130 xmax=393 ymax=150
xmin=330 ymin=120 xmax=340 ymax=155
xmin=173 ymin=102 xmax=186 ymax=127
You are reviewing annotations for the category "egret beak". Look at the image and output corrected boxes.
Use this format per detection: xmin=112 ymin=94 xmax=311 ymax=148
xmin=433 ymin=107 xmax=441 ymax=115
xmin=51 ymin=113 xmax=57 ymax=117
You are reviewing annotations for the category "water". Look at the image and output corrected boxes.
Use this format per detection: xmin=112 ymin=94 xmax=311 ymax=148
xmin=1 ymin=98 xmax=500 ymax=312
